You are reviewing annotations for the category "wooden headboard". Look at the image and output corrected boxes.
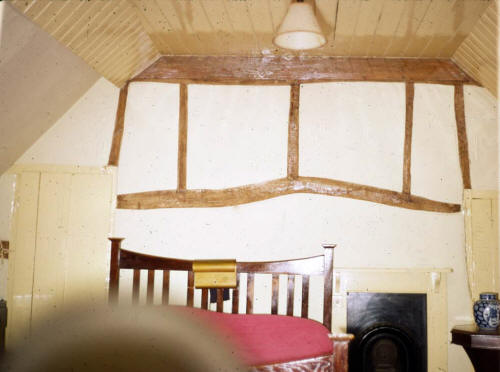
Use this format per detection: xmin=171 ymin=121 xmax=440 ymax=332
xmin=108 ymin=238 xmax=334 ymax=330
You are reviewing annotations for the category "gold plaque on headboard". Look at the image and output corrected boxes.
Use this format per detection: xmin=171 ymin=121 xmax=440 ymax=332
xmin=192 ymin=260 xmax=237 ymax=288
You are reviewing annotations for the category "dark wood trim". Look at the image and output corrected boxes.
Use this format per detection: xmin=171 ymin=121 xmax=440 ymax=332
xmin=247 ymin=273 xmax=254 ymax=314
xmin=403 ymin=82 xmax=414 ymax=195
xmin=287 ymin=275 xmax=294 ymax=316
xmin=249 ymin=354 xmax=333 ymax=371
xmin=108 ymin=238 xmax=123 ymax=304
xmin=232 ymin=275 xmax=240 ymax=314
xmin=107 ymin=241 xmax=350 ymax=370
xmin=177 ymin=84 xmax=188 ymax=191
xmin=201 ymin=288 xmax=208 ymax=310
xmin=271 ymin=274 xmax=279 ymax=315
xmin=119 ymin=248 xmax=192 ymax=271
xmin=162 ymin=270 xmax=170 ymax=305
xmin=237 ymin=255 xmax=324 ymax=275
xmin=216 ymin=288 xmax=223 ymax=312
xmin=187 ymin=271 xmax=194 ymax=307
xmin=322 ymin=245 xmax=334 ymax=331
xmin=287 ymin=84 xmax=300 ymax=179
xmin=111 ymin=242 xmax=335 ymax=328
xmin=302 ymin=275 xmax=309 ymax=319
xmin=451 ymin=325 xmax=500 ymax=372
xmin=330 ymin=333 xmax=355 ymax=372
xmin=132 ymin=56 xmax=478 ymax=85
xmin=108 ymin=83 xmax=129 ymax=166
xmin=132 ymin=269 xmax=140 ymax=304
xmin=0 ymin=241 xmax=8 ymax=260
xmin=0 ymin=299 xmax=6 ymax=358
xmin=454 ymin=84 xmax=472 ymax=189
xmin=147 ymin=269 xmax=154 ymax=304
xmin=117 ymin=176 xmax=461 ymax=213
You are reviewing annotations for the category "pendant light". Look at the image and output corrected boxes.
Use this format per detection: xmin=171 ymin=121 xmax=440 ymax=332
xmin=273 ymin=0 xmax=326 ymax=50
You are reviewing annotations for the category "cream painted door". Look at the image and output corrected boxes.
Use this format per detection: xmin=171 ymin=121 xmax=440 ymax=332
xmin=6 ymin=165 xmax=114 ymax=345
xmin=464 ymin=189 xmax=499 ymax=300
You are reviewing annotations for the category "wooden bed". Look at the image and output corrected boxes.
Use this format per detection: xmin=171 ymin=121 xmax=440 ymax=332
xmin=108 ymin=238 xmax=353 ymax=372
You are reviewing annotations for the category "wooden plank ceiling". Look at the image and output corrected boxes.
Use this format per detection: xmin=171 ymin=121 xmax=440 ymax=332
xmin=453 ymin=1 xmax=498 ymax=96
xmin=10 ymin=0 xmax=496 ymax=93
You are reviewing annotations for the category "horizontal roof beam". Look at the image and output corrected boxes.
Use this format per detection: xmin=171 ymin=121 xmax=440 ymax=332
xmin=132 ymin=56 xmax=478 ymax=85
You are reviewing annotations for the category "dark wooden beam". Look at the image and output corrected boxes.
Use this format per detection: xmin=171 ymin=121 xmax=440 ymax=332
xmin=117 ymin=176 xmax=461 ymax=213
xmin=454 ymin=84 xmax=472 ymax=189
xmin=0 ymin=241 xmax=8 ymax=259
xmin=287 ymin=84 xmax=300 ymax=179
xmin=132 ymin=56 xmax=478 ymax=85
xmin=177 ymin=84 xmax=188 ymax=190
xmin=108 ymin=83 xmax=129 ymax=166
xmin=403 ymin=82 xmax=414 ymax=195
xmin=108 ymin=237 xmax=124 ymax=304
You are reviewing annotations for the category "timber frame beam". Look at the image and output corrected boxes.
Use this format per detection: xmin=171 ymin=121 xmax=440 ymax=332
xmin=132 ymin=56 xmax=477 ymax=85
xmin=109 ymin=56 xmax=474 ymax=213
xmin=117 ymin=177 xmax=460 ymax=213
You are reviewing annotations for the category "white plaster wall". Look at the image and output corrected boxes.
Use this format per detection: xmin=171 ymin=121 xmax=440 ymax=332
xmin=464 ymin=86 xmax=499 ymax=190
xmin=10 ymin=81 xmax=499 ymax=372
xmin=300 ymin=82 xmax=405 ymax=191
xmin=187 ymin=85 xmax=289 ymax=189
xmin=118 ymin=83 xmax=179 ymax=193
xmin=18 ymin=78 xmax=118 ymax=166
xmin=412 ymin=84 xmax=463 ymax=204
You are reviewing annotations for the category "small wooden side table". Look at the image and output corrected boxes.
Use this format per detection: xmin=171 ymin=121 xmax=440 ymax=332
xmin=451 ymin=324 xmax=500 ymax=372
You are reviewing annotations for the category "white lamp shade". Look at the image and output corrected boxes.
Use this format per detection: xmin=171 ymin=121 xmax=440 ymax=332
xmin=273 ymin=2 xmax=326 ymax=50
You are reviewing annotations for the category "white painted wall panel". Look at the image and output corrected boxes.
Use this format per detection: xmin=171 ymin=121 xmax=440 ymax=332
xmin=187 ymin=85 xmax=288 ymax=189
xmin=18 ymin=78 xmax=118 ymax=166
xmin=412 ymin=84 xmax=463 ymax=203
xmin=6 ymin=167 xmax=114 ymax=344
xmin=118 ymin=83 xmax=179 ymax=194
xmin=300 ymin=82 xmax=405 ymax=191
xmin=464 ymin=86 xmax=499 ymax=190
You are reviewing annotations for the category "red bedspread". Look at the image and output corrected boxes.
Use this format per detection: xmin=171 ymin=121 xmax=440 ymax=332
xmin=179 ymin=307 xmax=333 ymax=366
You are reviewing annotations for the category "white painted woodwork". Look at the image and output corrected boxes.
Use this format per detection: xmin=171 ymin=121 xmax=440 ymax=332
xmin=6 ymin=165 xmax=114 ymax=345
xmin=331 ymin=269 xmax=452 ymax=372
xmin=463 ymin=189 xmax=499 ymax=300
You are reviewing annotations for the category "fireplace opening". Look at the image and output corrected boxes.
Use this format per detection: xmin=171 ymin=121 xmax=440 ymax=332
xmin=347 ymin=293 xmax=427 ymax=372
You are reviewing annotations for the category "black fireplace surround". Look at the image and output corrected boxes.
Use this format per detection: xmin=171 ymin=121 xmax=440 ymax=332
xmin=347 ymin=293 xmax=427 ymax=372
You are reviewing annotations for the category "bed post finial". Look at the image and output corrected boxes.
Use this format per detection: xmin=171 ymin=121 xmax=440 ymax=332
xmin=108 ymin=238 xmax=124 ymax=305
xmin=322 ymin=244 xmax=335 ymax=331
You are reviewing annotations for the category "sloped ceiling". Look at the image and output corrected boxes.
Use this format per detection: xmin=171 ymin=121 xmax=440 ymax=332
xmin=0 ymin=0 xmax=497 ymax=176
xmin=10 ymin=0 xmax=159 ymax=87
xmin=453 ymin=0 xmax=498 ymax=96
xmin=0 ymin=2 xmax=100 ymax=175
xmin=9 ymin=0 xmax=496 ymax=92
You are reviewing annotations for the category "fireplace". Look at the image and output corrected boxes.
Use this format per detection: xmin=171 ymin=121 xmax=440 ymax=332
xmin=347 ymin=292 xmax=427 ymax=372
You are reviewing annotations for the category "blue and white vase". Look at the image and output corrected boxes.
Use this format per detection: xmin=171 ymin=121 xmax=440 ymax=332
xmin=473 ymin=292 xmax=500 ymax=330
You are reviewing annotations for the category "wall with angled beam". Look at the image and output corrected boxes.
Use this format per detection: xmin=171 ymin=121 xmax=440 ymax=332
xmin=7 ymin=76 xmax=499 ymax=372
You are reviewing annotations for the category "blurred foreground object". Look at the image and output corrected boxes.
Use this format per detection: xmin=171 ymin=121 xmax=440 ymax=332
xmin=0 ymin=300 xmax=6 ymax=357
xmin=1 ymin=305 xmax=244 ymax=372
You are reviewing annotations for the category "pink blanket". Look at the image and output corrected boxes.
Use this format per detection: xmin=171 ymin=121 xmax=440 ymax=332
xmin=179 ymin=307 xmax=333 ymax=366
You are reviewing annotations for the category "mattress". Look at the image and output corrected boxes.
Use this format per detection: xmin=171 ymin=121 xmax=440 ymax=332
xmin=179 ymin=307 xmax=333 ymax=366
